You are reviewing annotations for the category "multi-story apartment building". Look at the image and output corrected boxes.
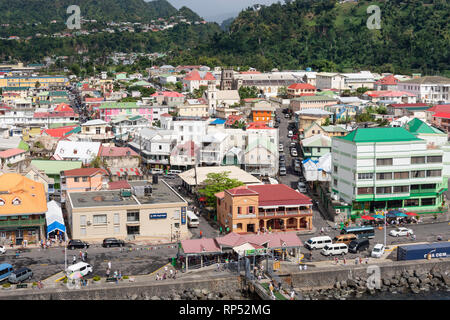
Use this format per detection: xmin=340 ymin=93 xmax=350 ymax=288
xmin=316 ymin=71 xmax=375 ymax=91
xmin=331 ymin=127 xmax=449 ymax=215
xmin=398 ymin=76 xmax=450 ymax=104
xmin=0 ymin=76 xmax=68 ymax=89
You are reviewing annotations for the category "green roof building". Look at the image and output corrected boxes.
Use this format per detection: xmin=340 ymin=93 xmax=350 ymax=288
xmin=31 ymin=160 xmax=82 ymax=189
xmin=331 ymin=127 xmax=448 ymax=217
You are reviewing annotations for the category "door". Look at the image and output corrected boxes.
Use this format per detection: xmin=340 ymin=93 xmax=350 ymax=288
xmin=15 ymin=230 xmax=23 ymax=245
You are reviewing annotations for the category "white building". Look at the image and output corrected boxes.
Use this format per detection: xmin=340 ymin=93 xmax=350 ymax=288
xmin=316 ymin=71 xmax=375 ymax=91
xmin=53 ymin=141 xmax=101 ymax=164
xmin=398 ymin=76 xmax=450 ymax=104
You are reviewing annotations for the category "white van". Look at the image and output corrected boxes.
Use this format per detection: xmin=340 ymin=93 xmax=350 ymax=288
xmin=66 ymin=262 xmax=93 ymax=277
xmin=304 ymin=236 xmax=332 ymax=250
xmin=321 ymin=243 xmax=348 ymax=256
xmin=187 ymin=210 xmax=199 ymax=228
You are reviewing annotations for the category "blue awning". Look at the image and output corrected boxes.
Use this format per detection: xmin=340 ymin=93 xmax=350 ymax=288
xmin=45 ymin=200 xmax=66 ymax=236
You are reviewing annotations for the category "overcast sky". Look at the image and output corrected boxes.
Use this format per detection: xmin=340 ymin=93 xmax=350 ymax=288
xmin=163 ymin=0 xmax=282 ymax=23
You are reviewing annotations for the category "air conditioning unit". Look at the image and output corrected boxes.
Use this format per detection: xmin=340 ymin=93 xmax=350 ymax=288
xmin=335 ymin=209 xmax=341 ymax=213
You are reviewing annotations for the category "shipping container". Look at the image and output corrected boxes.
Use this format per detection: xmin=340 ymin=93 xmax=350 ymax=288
xmin=397 ymin=242 xmax=450 ymax=261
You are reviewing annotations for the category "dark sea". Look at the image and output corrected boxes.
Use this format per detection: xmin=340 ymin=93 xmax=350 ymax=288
xmin=352 ymin=290 xmax=450 ymax=300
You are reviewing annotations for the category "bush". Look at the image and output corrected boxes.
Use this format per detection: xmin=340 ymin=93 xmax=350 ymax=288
xmin=2 ymin=283 xmax=11 ymax=288
xmin=123 ymin=275 xmax=129 ymax=280
xmin=63 ymin=278 xmax=68 ymax=284
xmin=32 ymin=282 xmax=38 ymax=286
xmin=93 ymin=276 xmax=101 ymax=282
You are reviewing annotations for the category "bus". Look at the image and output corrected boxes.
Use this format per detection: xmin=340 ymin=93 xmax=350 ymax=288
xmin=340 ymin=226 xmax=375 ymax=239
xmin=187 ymin=210 xmax=199 ymax=228
xmin=0 ymin=263 xmax=13 ymax=282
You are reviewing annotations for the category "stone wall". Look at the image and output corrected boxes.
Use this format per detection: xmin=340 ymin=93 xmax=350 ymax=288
xmin=0 ymin=275 xmax=242 ymax=300
xmin=290 ymin=258 xmax=450 ymax=290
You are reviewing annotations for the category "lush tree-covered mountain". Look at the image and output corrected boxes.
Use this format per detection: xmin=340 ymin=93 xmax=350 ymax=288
xmin=0 ymin=0 xmax=179 ymax=24
xmin=168 ymin=0 xmax=450 ymax=75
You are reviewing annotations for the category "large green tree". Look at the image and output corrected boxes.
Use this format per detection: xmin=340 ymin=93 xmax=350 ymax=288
xmin=198 ymin=172 xmax=245 ymax=207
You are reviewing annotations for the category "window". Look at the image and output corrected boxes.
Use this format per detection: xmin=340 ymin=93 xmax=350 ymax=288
xmin=393 ymin=186 xmax=409 ymax=193
xmin=248 ymin=206 xmax=254 ymax=214
xmin=421 ymin=198 xmax=435 ymax=206
xmin=80 ymin=215 xmax=86 ymax=226
xmin=376 ymin=186 xmax=392 ymax=194
xmin=74 ymin=177 xmax=80 ymax=182
xmin=421 ymin=184 xmax=436 ymax=190
xmin=114 ymin=226 xmax=120 ymax=234
xmin=127 ymin=211 xmax=139 ymax=222
xmin=411 ymin=170 xmax=425 ymax=178
xmin=93 ymin=215 xmax=107 ymax=225
xmin=357 ymin=187 xmax=374 ymax=195
xmin=376 ymin=172 xmax=392 ymax=180
xmin=426 ymin=170 xmax=441 ymax=177
xmin=333 ymin=179 xmax=337 ymax=187
xmin=358 ymin=173 xmax=373 ymax=180
xmin=80 ymin=228 xmax=86 ymax=236
xmin=96 ymin=127 xmax=101 ymax=134
xmin=394 ymin=172 xmax=409 ymax=179
xmin=405 ymin=199 xmax=419 ymax=206
xmin=82 ymin=177 xmax=88 ymax=182
xmin=427 ymin=156 xmax=442 ymax=163
xmin=334 ymin=166 xmax=338 ymax=173
xmin=411 ymin=156 xmax=425 ymax=164
xmin=376 ymin=158 xmax=393 ymax=166
xmin=237 ymin=223 xmax=243 ymax=230
xmin=114 ymin=213 xmax=120 ymax=225
xmin=237 ymin=207 xmax=241 ymax=214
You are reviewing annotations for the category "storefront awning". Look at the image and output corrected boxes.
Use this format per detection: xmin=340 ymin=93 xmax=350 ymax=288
xmin=45 ymin=200 xmax=66 ymax=235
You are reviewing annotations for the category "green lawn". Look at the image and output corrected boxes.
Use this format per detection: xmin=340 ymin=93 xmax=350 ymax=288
xmin=261 ymin=283 xmax=288 ymax=300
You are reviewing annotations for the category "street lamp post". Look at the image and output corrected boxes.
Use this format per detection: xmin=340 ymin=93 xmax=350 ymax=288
xmin=384 ymin=211 xmax=387 ymax=248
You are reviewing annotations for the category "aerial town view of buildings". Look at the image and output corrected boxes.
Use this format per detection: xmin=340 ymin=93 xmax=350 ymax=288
xmin=0 ymin=0 xmax=449 ymax=303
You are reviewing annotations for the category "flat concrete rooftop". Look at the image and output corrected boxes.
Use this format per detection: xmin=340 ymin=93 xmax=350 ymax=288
xmin=69 ymin=180 xmax=186 ymax=208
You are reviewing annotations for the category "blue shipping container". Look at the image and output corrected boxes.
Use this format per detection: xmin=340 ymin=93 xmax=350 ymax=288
xmin=397 ymin=242 xmax=450 ymax=261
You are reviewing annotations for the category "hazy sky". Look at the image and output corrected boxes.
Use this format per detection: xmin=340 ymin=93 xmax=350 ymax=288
xmin=163 ymin=0 xmax=282 ymax=23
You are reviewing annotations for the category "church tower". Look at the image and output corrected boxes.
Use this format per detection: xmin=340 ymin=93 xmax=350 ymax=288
xmin=220 ymin=68 xmax=234 ymax=90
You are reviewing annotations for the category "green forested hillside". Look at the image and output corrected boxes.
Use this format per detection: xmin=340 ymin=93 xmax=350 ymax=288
xmin=0 ymin=0 xmax=178 ymax=23
xmin=170 ymin=0 xmax=450 ymax=75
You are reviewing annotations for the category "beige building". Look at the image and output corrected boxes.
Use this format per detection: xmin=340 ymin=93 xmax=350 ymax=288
xmin=66 ymin=180 xmax=189 ymax=242
xmin=176 ymin=99 xmax=209 ymax=117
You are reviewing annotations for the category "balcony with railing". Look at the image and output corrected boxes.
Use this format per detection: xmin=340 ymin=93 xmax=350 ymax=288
xmin=258 ymin=206 xmax=312 ymax=217
xmin=0 ymin=217 xmax=46 ymax=227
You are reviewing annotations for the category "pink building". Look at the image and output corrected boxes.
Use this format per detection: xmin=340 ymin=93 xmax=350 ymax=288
xmin=61 ymin=168 xmax=108 ymax=194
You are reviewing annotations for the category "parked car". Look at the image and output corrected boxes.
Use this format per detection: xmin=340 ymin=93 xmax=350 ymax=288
xmin=290 ymin=142 xmax=297 ymax=147
xmin=66 ymin=262 xmax=93 ymax=277
xmin=279 ymin=166 xmax=287 ymax=176
xmin=371 ymin=244 xmax=385 ymax=258
xmin=67 ymin=240 xmax=89 ymax=250
xmin=0 ymin=245 xmax=5 ymax=254
xmin=305 ymin=236 xmax=332 ymax=250
xmin=348 ymin=238 xmax=370 ymax=253
xmin=389 ymin=227 xmax=414 ymax=237
xmin=291 ymin=148 xmax=298 ymax=157
xmin=333 ymin=234 xmax=357 ymax=246
xmin=321 ymin=243 xmax=348 ymax=256
xmin=279 ymin=154 xmax=286 ymax=162
xmin=8 ymin=267 xmax=33 ymax=284
xmin=298 ymin=181 xmax=307 ymax=193
xmin=287 ymin=130 xmax=293 ymax=138
xmin=278 ymin=144 xmax=284 ymax=152
xmin=102 ymin=238 xmax=125 ymax=248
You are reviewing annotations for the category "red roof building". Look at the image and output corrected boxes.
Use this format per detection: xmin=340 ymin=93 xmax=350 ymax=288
xmin=100 ymin=146 xmax=139 ymax=158
xmin=374 ymin=75 xmax=399 ymax=90
xmin=108 ymin=180 xmax=131 ymax=190
xmin=42 ymin=125 xmax=77 ymax=138
xmin=287 ymin=83 xmax=317 ymax=98
xmin=216 ymin=184 xmax=313 ymax=234
xmin=0 ymin=148 xmax=26 ymax=159
xmin=62 ymin=168 xmax=108 ymax=177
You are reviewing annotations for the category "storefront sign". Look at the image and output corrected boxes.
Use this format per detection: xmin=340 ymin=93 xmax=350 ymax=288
xmin=181 ymin=207 xmax=186 ymax=225
xmin=149 ymin=213 xmax=167 ymax=219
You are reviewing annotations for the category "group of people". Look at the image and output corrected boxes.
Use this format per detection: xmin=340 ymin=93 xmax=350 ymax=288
xmin=268 ymin=280 xmax=283 ymax=300
xmin=155 ymin=265 xmax=177 ymax=281
xmin=72 ymin=250 xmax=88 ymax=264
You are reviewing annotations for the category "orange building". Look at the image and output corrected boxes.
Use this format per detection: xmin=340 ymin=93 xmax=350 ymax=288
xmin=0 ymin=173 xmax=47 ymax=245
xmin=250 ymin=102 xmax=276 ymax=125
xmin=215 ymin=184 xmax=313 ymax=234
xmin=61 ymin=168 xmax=108 ymax=195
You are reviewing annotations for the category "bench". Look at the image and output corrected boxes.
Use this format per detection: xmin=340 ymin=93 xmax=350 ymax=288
xmin=16 ymin=284 xmax=28 ymax=289
xmin=106 ymin=277 xmax=117 ymax=283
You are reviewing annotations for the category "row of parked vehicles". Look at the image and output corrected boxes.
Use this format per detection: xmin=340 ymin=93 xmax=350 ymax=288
xmin=304 ymin=226 xmax=387 ymax=258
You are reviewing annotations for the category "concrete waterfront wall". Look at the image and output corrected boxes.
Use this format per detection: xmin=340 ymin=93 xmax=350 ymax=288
xmin=0 ymin=275 xmax=241 ymax=300
xmin=290 ymin=258 xmax=450 ymax=290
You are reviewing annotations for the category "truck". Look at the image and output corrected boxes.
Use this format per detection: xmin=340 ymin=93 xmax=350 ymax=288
xmin=397 ymin=242 xmax=450 ymax=261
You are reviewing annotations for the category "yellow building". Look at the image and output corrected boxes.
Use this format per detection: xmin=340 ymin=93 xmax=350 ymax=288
xmin=0 ymin=76 xmax=68 ymax=89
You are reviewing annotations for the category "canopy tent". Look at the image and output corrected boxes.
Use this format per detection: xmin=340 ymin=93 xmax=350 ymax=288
xmin=45 ymin=200 xmax=66 ymax=236
xmin=372 ymin=214 xmax=384 ymax=219
xmin=395 ymin=212 xmax=408 ymax=217
xmin=361 ymin=215 xmax=375 ymax=220
xmin=406 ymin=212 xmax=418 ymax=216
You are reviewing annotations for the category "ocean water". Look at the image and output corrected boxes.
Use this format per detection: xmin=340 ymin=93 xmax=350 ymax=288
xmin=353 ymin=290 xmax=450 ymax=300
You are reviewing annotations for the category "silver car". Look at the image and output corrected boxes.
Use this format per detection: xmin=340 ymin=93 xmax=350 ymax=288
xmin=8 ymin=267 xmax=33 ymax=284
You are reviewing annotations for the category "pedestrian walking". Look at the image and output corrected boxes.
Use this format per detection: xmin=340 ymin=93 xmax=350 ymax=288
xmin=72 ymin=255 xmax=76 ymax=264
xmin=343 ymin=257 xmax=346 ymax=265
xmin=156 ymin=273 xmax=160 ymax=281
xmin=170 ymin=269 xmax=174 ymax=279
xmin=174 ymin=270 xmax=178 ymax=279
xmin=334 ymin=257 xmax=338 ymax=265
xmin=269 ymin=282 xmax=274 ymax=293
xmin=359 ymin=257 xmax=362 ymax=264
xmin=355 ymin=258 xmax=358 ymax=265
xmin=290 ymin=290 xmax=295 ymax=300
xmin=106 ymin=269 xmax=110 ymax=278
xmin=84 ymin=251 xmax=88 ymax=261
xmin=320 ymin=227 xmax=324 ymax=234
xmin=163 ymin=272 xmax=167 ymax=280
xmin=303 ymin=265 xmax=307 ymax=270
xmin=118 ymin=270 xmax=122 ymax=280
xmin=199 ymin=230 xmax=203 ymax=238
xmin=79 ymin=251 xmax=83 ymax=260
xmin=365 ymin=257 xmax=369 ymax=264
xmin=108 ymin=261 xmax=111 ymax=270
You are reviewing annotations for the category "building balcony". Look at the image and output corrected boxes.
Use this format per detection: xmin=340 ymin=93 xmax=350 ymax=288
xmin=0 ymin=217 xmax=46 ymax=227
xmin=258 ymin=208 xmax=312 ymax=217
